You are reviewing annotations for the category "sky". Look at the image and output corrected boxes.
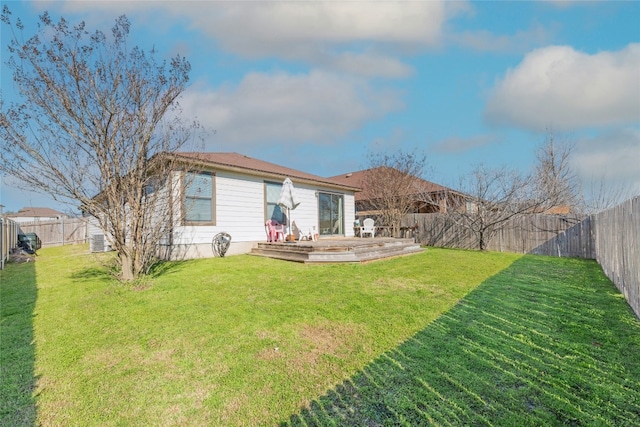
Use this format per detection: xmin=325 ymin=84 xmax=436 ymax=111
xmin=1 ymin=0 xmax=639 ymax=215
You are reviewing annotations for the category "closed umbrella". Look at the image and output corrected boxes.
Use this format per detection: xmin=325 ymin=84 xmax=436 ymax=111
xmin=277 ymin=177 xmax=300 ymax=240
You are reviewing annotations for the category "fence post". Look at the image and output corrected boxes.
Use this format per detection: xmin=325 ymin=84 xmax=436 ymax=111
xmin=1 ymin=218 xmax=4 ymax=270
xmin=1 ymin=217 xmax=19 ymax=270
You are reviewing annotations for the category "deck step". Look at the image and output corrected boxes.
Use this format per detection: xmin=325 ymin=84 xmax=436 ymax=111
xmin=250 ymin=238 xmax=423 ymax=263
xmin=250 ymin=248 xmax=311 ymax=262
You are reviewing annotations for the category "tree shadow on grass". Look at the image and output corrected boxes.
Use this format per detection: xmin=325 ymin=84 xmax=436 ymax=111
xmin=282 ymin=256 xmax=640 ymax=426
xmin=70 ymin=266 xmax=115 ymax=283
xmin=0 ymin=260 xmax=38 ymax=426
xmin=147 ymin=258 xmax=190 ymax=278
xmin=69 ymin=258 xmax=189 ymax=284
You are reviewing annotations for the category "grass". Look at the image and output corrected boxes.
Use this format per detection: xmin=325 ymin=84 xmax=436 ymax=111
xmin=0 ymin=256 xmax=37 ymax=426
xmin=1 ymin=245 xmax=639 ymax=426
xmin=284 ymin=256 xmax=640 ymax=426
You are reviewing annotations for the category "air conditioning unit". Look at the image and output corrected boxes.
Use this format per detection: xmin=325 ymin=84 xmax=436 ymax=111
xmin=90 ymin=234 xmax=105 ymax=252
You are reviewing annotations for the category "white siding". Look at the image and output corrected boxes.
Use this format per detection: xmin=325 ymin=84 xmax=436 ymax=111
xmin=216 ymin=171 xmax=266 ymax=241
xmin=87 ymin=216 xmax=114 ymax=252
xmin=169 ymin=171 xmax=357 ymax=258
xmin=344 ymin=194 xmax=356 ymax=237
xmin=172 ymin=171 xmax=264 ymax=245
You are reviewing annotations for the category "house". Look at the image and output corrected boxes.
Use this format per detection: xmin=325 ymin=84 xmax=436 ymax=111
xmin=328 ymin=167 xmax=468 ymax=217
xmin=531 ymin=205 xmax=571 ymax=215
xmin=6 ymin=207 xmax=66 ymax=223
xmin=157 ymin=152 xmax=361 ymax=260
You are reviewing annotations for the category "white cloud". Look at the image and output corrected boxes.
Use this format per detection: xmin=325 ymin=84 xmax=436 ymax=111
xmin=41 ymin=0 xmax=458 ymax=78
xmin=180 ymin=71 xmax=403 ymax=149
xmin=485 ymin=44 xmax=640 ymax=131
xmin=35 ymin=0 xmax=453 ymax=45
xmin=572 ymin=128 xmax=640 ymax=197
xmin=185 ymin=2 xmax=448 ymax=52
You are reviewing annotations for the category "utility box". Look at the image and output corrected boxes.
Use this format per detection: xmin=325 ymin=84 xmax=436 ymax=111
xmin=90 ymin=234 xmax=105 ymax=252
xmin=18 ymin=233 xmax=41 ymax=251
xmin=25 ymin=233 xmax=42 ymax=250
xmin=90 ymin=234 xmax=112 ymax=252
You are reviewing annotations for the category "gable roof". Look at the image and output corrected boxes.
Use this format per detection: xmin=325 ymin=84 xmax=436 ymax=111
xmin=173 ymin=152 xmax=361 ymax=192
xmin=8 ymin=207 xmax=65 ymax=218
xmin=328 ymin=167 xmax=457 ymax=202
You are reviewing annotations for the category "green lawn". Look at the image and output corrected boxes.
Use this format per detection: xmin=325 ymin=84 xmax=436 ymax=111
xmin=1 ymin=245 xmax=639 ymax=426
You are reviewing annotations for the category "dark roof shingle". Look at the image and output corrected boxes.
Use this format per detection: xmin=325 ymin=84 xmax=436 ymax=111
xmin=328 ymin=168 xmax=455 ymax=202
xmin=175 ymin=152 xmax=361 ymax=191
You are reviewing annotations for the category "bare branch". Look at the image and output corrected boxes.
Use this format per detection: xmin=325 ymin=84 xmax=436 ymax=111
xmin=361 ymin=149 xmax=430 ymax=236
xmin=448 ymin=164 xmax=543 ymax=250
xmin=533 ymin=129 xmax=581 ymax=212
xmin=0 ymin=10 xmax=202 ymax=280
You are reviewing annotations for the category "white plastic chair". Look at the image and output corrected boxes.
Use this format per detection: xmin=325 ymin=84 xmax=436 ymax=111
xmin=299 ymin=226 xmax=317 ymax=241
xmin=360 ymin=218 xmax=375 ymax=238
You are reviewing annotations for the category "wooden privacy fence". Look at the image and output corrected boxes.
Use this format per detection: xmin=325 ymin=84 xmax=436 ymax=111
xmin=1 ymin=218 xmax=20 ymax=270
xmin=17 ymin=218 xmax=89 ymax=248
xmin=406 ymin=195 xmax=639 ymax=319
xmin=592 ymin=196 xmax=639 ymax=319
xmin=408 ymin=213 xmax=594 ymax=258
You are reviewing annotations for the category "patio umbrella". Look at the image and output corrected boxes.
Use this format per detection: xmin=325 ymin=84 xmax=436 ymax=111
xmin=277 ymin=177 xmax=300 ymax=239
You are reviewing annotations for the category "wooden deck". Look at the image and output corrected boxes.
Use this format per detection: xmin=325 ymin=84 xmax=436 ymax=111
xmin=250 ymin=237 xmax=423 ymax=263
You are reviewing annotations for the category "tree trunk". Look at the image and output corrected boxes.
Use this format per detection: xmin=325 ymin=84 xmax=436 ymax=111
xmin=120 ymin=253 xmax=135 ymax=281
xmin=0 ymin=12 xmax=198 ymax=285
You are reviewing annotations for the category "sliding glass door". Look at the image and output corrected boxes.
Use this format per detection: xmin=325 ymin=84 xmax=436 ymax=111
xmin=318 ymin=193 xmax=343 ymax=237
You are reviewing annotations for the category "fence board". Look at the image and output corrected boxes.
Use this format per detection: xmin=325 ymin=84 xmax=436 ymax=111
xmin=407 ymin=213 xmax=593 ymax=258
xmin=406 ymin=196 xmax=639 ymax=318
xmin=592 ymin=196 xmax=639 ymax=319
xmin=17 ymin=218 xmax=89 ymax=248
xmin=1 ymin=218 xmax=20 ymax=269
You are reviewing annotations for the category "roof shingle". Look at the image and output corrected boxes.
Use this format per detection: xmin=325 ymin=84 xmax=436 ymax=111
xmin=175 ymin=152 xmax=361 ymax=191
xmin=8 ymin=207 xmax=64 ymax=218
xmin=328 ymin=168 xmax=455 ymax=202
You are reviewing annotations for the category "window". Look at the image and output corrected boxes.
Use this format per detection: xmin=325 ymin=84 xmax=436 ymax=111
xmin=144 ymin=175 xmax=166 ymax=197
xmin=265 ymin=181 xmax=286 ymax=223
xmin=466 ymin=201 xmax=477 ymax=214
xmin=318 ymin=192 xmax=344 ymax=236
xmin=184 ymin=172 xmax=215 ymax=224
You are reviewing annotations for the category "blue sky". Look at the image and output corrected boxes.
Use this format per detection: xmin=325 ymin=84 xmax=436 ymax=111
xmin=1 ymin=0 xmax=639 ymax=214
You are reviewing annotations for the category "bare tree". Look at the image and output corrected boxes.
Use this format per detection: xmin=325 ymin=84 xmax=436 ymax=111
xmin=448 ymin=164 xmax=543 ymax=251
xmin=0 ymin=9 xmax=201 ymax=280
xmin=534 ymin=129 xmax=636 ymax=214
xmin=361 ymin=149 xmax=430 ymax=237
xmin=581 ymin=173 xmax=637 ymax=214
xmin=533 ymin=130 xmax=581 ymax=213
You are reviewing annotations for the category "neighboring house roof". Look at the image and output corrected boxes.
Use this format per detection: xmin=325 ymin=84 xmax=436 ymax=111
xmin=544 ymin=206 xmax=571 ymax=215
xmin=174 ymin=152 xmax=361 ymax=192
xmin=328 ymin=168 xmax=458 ymax=202
xmin=7 ymin=207 xmax=65 ymax=219
xmin=529 ymin=205 xmax=571 ymax=215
